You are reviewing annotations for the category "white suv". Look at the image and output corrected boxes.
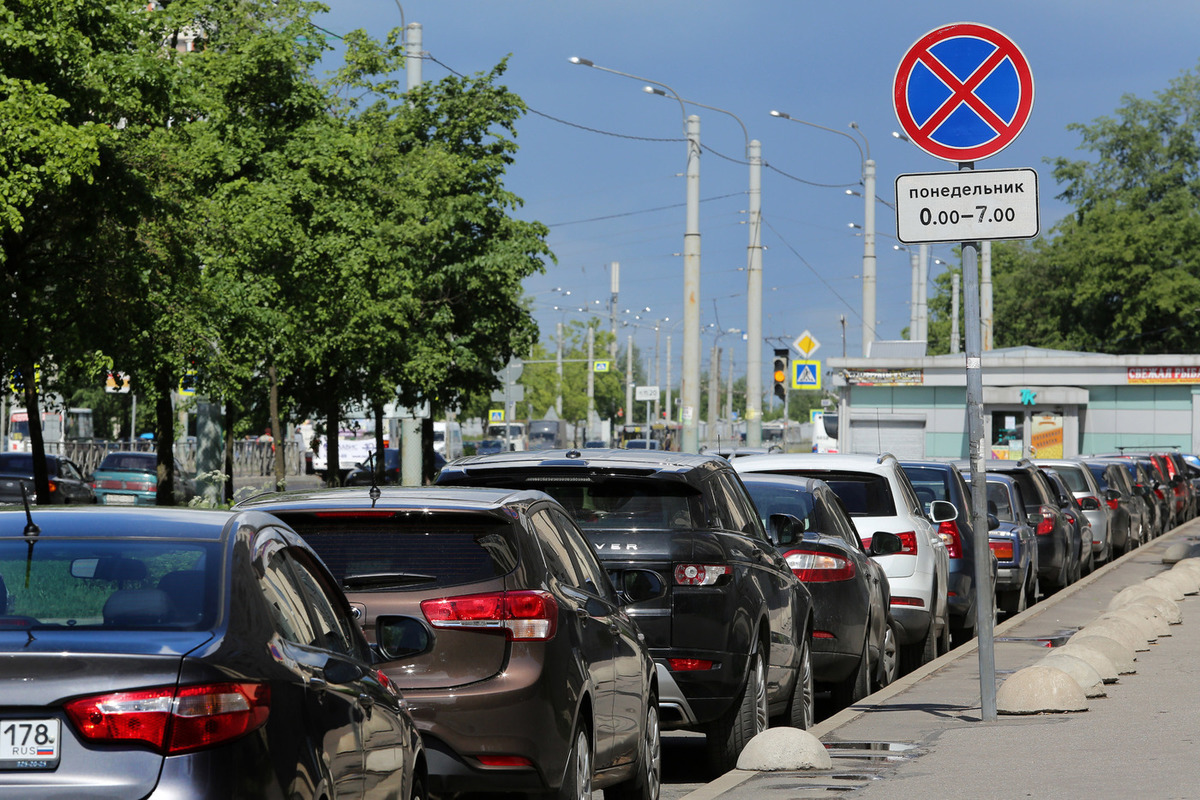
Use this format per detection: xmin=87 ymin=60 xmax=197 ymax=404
xmin=734 ymin=452 xmax=952 ymax=672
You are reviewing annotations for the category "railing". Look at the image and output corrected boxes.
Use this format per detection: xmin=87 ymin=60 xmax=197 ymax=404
xmin=43 ymin=440 xmax=306 ymax=478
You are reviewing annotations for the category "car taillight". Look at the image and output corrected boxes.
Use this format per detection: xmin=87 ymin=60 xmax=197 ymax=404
xmin=1106 ymin=496 xmax=1120 ymax=511
xmin=64 ymin=682 xmax=269 ymax=755
xmin=674 ymin=564 xmax=730 ymax=586
xmin=896 ymin=531 xmax=919 ymax=555
xmin=1035 ymin=506 xmax=1055 ymax=535
xmin=937 ymin=520 xmax=963 ymax=559
xmin=989 ymin=540 xmax=1014 ymax=561
xmin=124 ymin=480 xmax=156 ymax=492
xmin=96 ymin=479 xmax=123 ymax=490
xmin=1155 ymin=488 xmax=1166 ymax=501
xmin=783 ymin=550 xmax=856 ymax=582
xmin=668 ymin=658 xmax=714 ymax=671
xmin=421 ymin=590 xmax=557 ymax=641
xmin=476 ymin=755 xmax=534 ymax=768
xmin=890 ymin=596 xmax=925 ymax=607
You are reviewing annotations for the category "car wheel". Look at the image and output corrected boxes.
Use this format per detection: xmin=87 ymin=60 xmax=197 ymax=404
xmin=899 ymin=616 xmax=936 ymax=675
xmin=705 ymin=647 xmax=767 ymax=775
xmin=936 ymin=614 xmax=951 ymax=656
xmin=556 ymin=726 xmax=592 ymax=800
xmin=874 ymin=618 xmax=900 ymax=691
xmin=604 ymin=695 xmax=661 ymax=800
xmin=409 ymin=775 xmax=426 ymax=800
xmin=775 ymin=633 xmax=814 ymax=730
xmin=830 ymin=633 xmax=870 ymax=709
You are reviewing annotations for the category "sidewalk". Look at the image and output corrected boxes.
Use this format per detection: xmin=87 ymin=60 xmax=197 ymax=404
xmin=688 ymin=520 xmax=1200 ymax=800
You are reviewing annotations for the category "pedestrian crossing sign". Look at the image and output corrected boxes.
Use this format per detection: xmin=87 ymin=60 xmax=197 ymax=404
xmin=792 ymin=360 xmax=821 ymax=390
xmin=489 ymin=410 xmax=504 ymax=422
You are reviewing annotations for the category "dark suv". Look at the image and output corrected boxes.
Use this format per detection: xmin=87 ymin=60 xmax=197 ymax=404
xmin=237 ymin=486 xmax=659 ymax=800
xmin=437 ymin=449 xmax=815 ymax=775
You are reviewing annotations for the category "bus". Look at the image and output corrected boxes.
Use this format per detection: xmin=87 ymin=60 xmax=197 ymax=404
xmin=8 ymin=407 xmax=94 ymax=452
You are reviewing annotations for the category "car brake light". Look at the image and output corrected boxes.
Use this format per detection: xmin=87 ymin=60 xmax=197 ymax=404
xmin=667 ymin=658 xmax=714 ymax=671
xmin=124 ymin=480 xmax=155 ymax=492
xmin=96 ymin=479 xmax=123 ymax=490
xmin=783 ymin=550 xmax=856 ymax=582
xmin=476 ymin=755 xmax=535 ymax=768
xmin=896 ymin=531 xmax=918 ymax=555
xmin=1035 ymin=506 xmax=1055 ymax=535
xmin=1155 ymin=488 xmax=1166 ymax=501
xmin=674 ymin=564 xmax=730 ymax=586
xmin=64 ymin=682 xmax=269 ymax=755
xmin=421 ymin=590 xmax=557 ymax=641
xmin=812 ymin=630 xmax=836 ymax=639
xmin=890 ymin=596 xmax=925 ymax=607
xmin=989 ymin=540 xmax=1014 ymax=560
xmin=937 ymin=520 xmax=963 ymax=559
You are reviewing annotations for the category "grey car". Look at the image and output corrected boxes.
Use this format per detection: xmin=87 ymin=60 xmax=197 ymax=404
xmin=1034 ymin=459 xmax=1113 ymax=566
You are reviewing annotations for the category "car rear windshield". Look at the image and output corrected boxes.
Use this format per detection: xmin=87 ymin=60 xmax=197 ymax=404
xmin=0 ymin=539 xmax=218 ymax=629
xmin=0 ymin=454 xmax=36 ymax=474
xmin=1051 ymin=465 xmax=1089 ymax=493
xmin=902 ymin=466 xmax=951 ymax=511
xmin=277 ymin=512 xmax=521 ymax=591
xmin=766 ymin=470 xmax=896 ymax=517
xmin=515 ymin=478 xmax=701 ymax=531
xmin=97 ymin=453 xmax=156 ymax=472
xmin=986 ymin=483 xmax=1015 ymax=521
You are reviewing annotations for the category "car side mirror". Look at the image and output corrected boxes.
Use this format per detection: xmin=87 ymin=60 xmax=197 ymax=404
xmin=768 ymin=513 xmax=805 ymax=546
xmin=1078 ymin=496 xmax=1100 ymax=511
xmin=928 ymin=499 xmax=957 ymax=524
xmin=987 ymin=513 xmax=1000 ymax=530
xmin=322 ymin=655 xmax=365 ymax=685
xmin=869 ymin=530 xmax=904 ymax=556
xmin=1104 ymin=488 xmax=1121 ymax=502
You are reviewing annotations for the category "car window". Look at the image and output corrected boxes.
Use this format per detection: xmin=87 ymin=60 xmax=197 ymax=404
xmin=275 ymin=512 xmax=521 ymax=591
xmin=986 ymin=482 xmax=1014 ymax=521
xmin=1003 ymin=470 xmax=1043 ymax=509
xmin=288 ymin=549 xmax=363 ymax=659
xmin=548 ymin=507 xmax=617 ymax=602
xmin=528 ymin=478 xmax=702 ymax=532
xmin=902 ymin=466 xmax=951 ymax=513
xmin=62 ymin=461 xmax=83 ymax=481
xmin=258 ymin=546 xmax=321 ymax=647
xmin=807 ymin=471 xmax=897 ymax=518
xmin=530 ymin=508 xmax=585 ymax=588
xmin=1052 ymin=465 xmax=1088 ymax=493
xmin=714 ymin=474 xmax=762 ymax=537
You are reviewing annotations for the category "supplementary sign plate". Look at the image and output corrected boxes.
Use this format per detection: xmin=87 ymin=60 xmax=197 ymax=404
xmin=896 ymin=168 xmax=1039 ymax=243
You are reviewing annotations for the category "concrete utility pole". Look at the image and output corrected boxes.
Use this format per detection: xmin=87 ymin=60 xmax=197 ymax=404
xmin=862 ymin=156 xmax=876 ymax=356
xmin=609 ymin=261 xmax=620 ymax=358
xmin=586 ymin=326 xmax=595 ymax=440
xmin=981 ymin=240 xmax=994 ymax=350
xmin=625 ymin=334 xmax=634 ymax=433
xmin=917 ymin=244 xmax=930 ymax=343
xmin=951 ymin=271 xmax=961 ymax=354
xmin=746 ymin=139 xmax=764 ymax=446
xmin=401 ymin=19 xmax=424 ymax=487
xmin=555 ymin=321 xmax=563 ymax=416
xmin=707 ymin=344 xmax=721 ymax=447
xmin=908 ymin=248 xmax=919 ymax=337
xmin=665 ymin=335 xmax=673 ymax=426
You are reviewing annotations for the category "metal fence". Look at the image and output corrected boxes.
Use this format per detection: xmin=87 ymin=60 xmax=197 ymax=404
xmin=48 ymin=440 xmax=306 ymax=478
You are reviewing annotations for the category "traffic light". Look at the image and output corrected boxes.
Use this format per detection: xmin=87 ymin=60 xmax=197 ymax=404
xmin=772 ymin=349 xmax=789 ymax=401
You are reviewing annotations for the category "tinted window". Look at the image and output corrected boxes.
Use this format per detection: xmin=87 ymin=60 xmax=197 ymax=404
xmin=531 ymin=509 xmax=584 ymax=588
xmin=770 ymin=470 xmax=897 ymax=517
xmin=986 ymin=482 xmax=1014 ymax=521
xmin=548 ymin=507 xmax=614 ymax=599
xmin=999 ymin=470 xmax=1043 ymax=509
xmin=1086 ymin=463 xmax=1110 ymax=490
xmin=903 ymin=466 xmax=951 ymax=512
xmin=1052 ymin=465 xmax=1089 ymax=493
xmin=0 ymin=454 xmax=34 ymax=474
xmin=288 ymin=550 xmax=362 ymax=658
xmin=259 ymin=546 xmax=319 ymax=646
xmin=713 ymin=474 xmax=759 ymax=536
xmin=0 ymin=540 xmax=216 ymax=629
xmin=98 ymin=453 xmax=156 ymax=472
xmin=525 ymin=479 xmax=702 ymax=532
xmin=277 ymin=513 xmax=520 ymax=591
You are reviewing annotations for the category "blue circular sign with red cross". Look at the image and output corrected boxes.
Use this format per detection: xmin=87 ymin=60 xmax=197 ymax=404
xmin=893 ymin=22 xmax=1034 ymax=162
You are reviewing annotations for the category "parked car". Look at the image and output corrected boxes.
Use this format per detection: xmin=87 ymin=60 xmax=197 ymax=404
xmin=900 ymin=460 xmax=983 ymax=647
xmin=964 ymin=459 xmax=1077 ymax=594
xmin=1153 ymin=450 xmax=1196 ymax=525
xmin=1033 ymin=459 xmax=1113 ymax=566
xmin=733 ymin=452 xmax=951 ymax=675
xmin=972 ymin=473 xmax=1038 ymax=616
xmin=1180 ymin=453 xmax=1200 ymax=511
xmin=343 ymin=448 xmax=400 ymax=485
xmin=738 ymin=473 xmax=902 ymax=704
xmin=436 ymin=449 xmax=815 ymax=775
xmin=1041 ymin=468 xmax=1094 ymax=576
xmin=0 ymin=506 xmax=425 ymax=799
xmin=1082 ymin=458 xmax=1148 ymax=555
xmin=0 ymin=452 xmax=95 ymax=505
xmin=91 ymin=450 xmax=194 ymax=505
xmin=475 ymin=438 xmax=506 ymax=455
xmin=623 ymin=438 xmax=660 ymax=450
xmin=1130 ymin=454 xmax=1173 ymax=535
xmin=238 ymin=486 xmax=660 ymax=800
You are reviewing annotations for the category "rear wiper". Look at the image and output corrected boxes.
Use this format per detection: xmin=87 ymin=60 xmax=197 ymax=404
xmin=342 ymin=572 xmax=437 ymax=589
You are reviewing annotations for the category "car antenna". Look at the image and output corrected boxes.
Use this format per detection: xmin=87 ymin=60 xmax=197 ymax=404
xmin=366 ymin=450 xmax=381 ymax=507
xmin=20 ymin=483 xmax=39 ymax=589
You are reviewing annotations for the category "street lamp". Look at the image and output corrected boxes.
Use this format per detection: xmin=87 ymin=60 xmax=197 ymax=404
xmin=646 ymin=87 xmax=765 ymax=447
xmin=771 ymin=110 xmax=876 ymax=356
xmin=572 ymin=56 xmax=703 ymax=452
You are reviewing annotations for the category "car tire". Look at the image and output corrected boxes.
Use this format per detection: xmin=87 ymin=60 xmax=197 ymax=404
xmin=410 ymin=774 xmax=426 ymax=800
xmin=936 ymin=613 xmax=951 ymax=656
xmin=830 ymin=633 xmax=870 ymax=709
xmin=605 ymin=695 xmax=661 ymax=800
xmin=874 ymin=618 xmax=900 ymax=691
xmin=556 ymin=725 xmax=592 ymax=800
xmin=899 ymin=615 xmax=936 ymax=675
xmin=705 ymin=647 xmax=767 ymax=775
xmin=774 ymin=633 xmax=814 ymax=730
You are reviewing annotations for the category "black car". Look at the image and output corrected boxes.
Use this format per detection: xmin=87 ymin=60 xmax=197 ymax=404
xmin=0 ymin=453 xmax=95 ymax=505
xmin=962 ymin=459 xmax=1077 ymax=594
xmin=738 ymin=473 xmax=902 ymax=706
xmin=344 ymin=447 xmax=401 ymax=485
xmin=1041 ymin=468 xmax=1094 ymax=576
xmin=900 ymin=460 xmax=983 ymax=646
xmin=0 ymin=506 xmax=425 ymax=799
xmin=236 ymin=486 xmax=660 ymax=800
xmin=1083 ymin=458 xmax=1149 ymax=554
xmin=437 ymin=448 xmax=815 ymax=775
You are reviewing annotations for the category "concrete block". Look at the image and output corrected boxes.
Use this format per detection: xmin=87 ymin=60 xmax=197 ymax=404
xmin=1083 ymin=616 xmax=1151 ymax=651
xmin=736 ymin=727 xmax=832 ymax=771
xmin=997 ymin=665 xmax=1088 ymax=714
xmin=1038 ymin=652 xmax=1106 ymax=697
xmin=1144 ymin=575 xmax=1185 ymax=601
xmin=1157 ymin=569 xmax=1199 ymax=596
xmin=1097 ymin=610 xmax=1160 ymax=642
xmin=1162 ymin=542 xmax=1195 ymax=564
xmin=1067 ymin=632 xmax=1137 ymax=673
xmin=1118 ymin=602 xmax=1171 ymax=637
xmin=1055 ymin=643 xmax=1119 ymax=684
xmin=1107 ymin=587 xmax=1182 ymax=624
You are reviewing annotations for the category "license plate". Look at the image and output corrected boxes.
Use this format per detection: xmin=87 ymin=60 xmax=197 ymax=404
xmin=0 ymin=718 xmax=60 ymax=768
xmin=103 ymin=494 xmax=136 ymax=505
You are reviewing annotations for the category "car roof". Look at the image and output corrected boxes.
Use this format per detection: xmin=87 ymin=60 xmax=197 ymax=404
xmin=738 ymin=472 xmax=824 ymax=492
xmin=0 ymin=506 xmax=235 ymax=541
xmin=235 ymin=484 xmax=553 ymax=516
xmin=439 ymin=448 xmax=731 ymax=479
xmin=733 ymin=452 xmax=899 ymax=473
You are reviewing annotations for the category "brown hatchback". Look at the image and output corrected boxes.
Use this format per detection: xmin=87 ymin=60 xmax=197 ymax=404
xmin=237 ymin=486 xmax=660 ymax=800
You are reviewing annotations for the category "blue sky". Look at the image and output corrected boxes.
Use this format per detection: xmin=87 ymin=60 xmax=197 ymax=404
xmin=320 ymin=1 xmax=1200 ymax=384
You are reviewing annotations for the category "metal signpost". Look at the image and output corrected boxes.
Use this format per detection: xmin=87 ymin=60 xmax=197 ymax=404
xmin=894 ymin=21 xmax=1035 ymax=722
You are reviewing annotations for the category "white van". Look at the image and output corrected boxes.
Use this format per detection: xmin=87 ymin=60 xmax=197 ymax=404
xmin=433 ymin=421 xmax=464 ymax=460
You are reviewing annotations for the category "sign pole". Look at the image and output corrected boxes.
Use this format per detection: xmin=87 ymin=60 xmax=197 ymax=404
xmin=960 ymin=159 xmax=996 ymax=722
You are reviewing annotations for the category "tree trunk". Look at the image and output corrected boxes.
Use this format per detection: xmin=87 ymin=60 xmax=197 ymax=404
xmin=373 ymin=402 xmax=385 ymax=483
xmin=324 ymin=388 xmax=340 ymax=487
xmin=155 ymin=376 xmax=176 ymax=506
xmin=22 ymin=366 xmax=49 ymax=504
xmin=269 ymin=364 xmax=285 ymax=492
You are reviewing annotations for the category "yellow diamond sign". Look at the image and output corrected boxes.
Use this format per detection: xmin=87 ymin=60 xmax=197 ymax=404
xmin=793 ymin=331 xmax=820 ymax=358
